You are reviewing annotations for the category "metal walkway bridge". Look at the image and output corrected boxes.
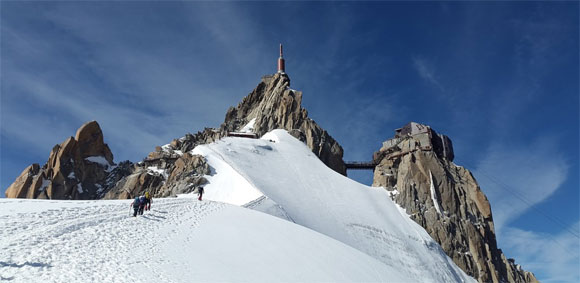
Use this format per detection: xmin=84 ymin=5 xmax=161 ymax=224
xmin=344 ymin=161 xmax=376 ymax=170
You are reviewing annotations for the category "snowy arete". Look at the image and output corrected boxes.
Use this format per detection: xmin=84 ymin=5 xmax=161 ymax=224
xmin=1 ymin=130 xmax=474 ymax=282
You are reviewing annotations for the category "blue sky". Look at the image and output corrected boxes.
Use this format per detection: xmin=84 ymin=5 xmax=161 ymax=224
xmin=1 ymin=2 xmax=578 ymax=281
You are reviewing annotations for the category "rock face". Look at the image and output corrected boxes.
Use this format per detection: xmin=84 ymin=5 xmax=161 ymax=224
xmin=5 ymin=164 xmax=45 ymax=199
xmin=103 ymin=152 xmax=210 ymax=200
xmin=222 ymin=73 xmax=346 ymax=174
xmin=372 ymin=122 xmax=537 ymax=283
xmin=104 ymin=72 xmax=346 ymax=199
xmin=5 ymin=121 xmax=127 ymax=199
xmin=161 ymin=72 xmax=345 ymax=174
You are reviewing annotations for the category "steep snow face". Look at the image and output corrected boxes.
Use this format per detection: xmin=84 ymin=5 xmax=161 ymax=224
xmin=193 ymin=129 xmax=475 ymax=282
xmin=191 ymin=145 xmax=263 ymax=206
xmin=239 ymin=117 xmax=256 ymax=133
xmin=191 ymin=145 xmax=293 ymax=221
xmin=0 ymin=198 xmax=401 ymax=282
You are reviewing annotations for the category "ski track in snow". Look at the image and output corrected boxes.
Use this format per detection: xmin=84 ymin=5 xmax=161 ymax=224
xmin=0 ymin=199 xmax=224 ymax=283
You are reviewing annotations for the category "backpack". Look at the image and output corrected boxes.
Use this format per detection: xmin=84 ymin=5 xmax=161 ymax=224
xmin=133 ymin=197 xmax=140 ymax=208
xmin=139 ymin=195 xmax=146 ymax=204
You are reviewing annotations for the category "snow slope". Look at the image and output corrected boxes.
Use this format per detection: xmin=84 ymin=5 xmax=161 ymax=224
xmin=192 ymin=129 xmax=475 ymax=282
xmin=0 ymin=197 xmax=401 ymax=282
xmin=1 ymin=129 xmax=476 ymax=282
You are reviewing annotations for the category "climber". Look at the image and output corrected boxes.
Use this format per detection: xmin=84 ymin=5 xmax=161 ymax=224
xmin=198 ymin=186 xmax=204 ymax=201
xmin=138 ymin=195 xmax=146 ymax=215
xmin=144 ymin=192 xmax=152 ymax=211
xmin=131 ymin=196 xmax=141 ymax=217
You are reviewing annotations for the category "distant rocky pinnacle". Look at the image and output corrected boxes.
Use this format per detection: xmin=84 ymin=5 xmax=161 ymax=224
xmin=372 ymin=122 xmax=537 ymax=283
xmin=5 ymin=121 xmax=127 ymax=199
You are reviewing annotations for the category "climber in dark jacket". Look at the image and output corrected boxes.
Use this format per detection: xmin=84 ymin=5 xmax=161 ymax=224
xmin=138 ymin=195 xmax=146 ymax=215
xmin=131 ymin=196 xmax=141 ymax=217
xmin=198 ymin=186 xmax=204 ymax=201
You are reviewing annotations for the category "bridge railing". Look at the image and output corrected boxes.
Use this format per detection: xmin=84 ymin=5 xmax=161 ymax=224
xmin=344 ymin=161 xmax=376 ymax=170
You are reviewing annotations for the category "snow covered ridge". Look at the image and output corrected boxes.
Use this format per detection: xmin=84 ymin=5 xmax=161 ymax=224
xmin=191 ymin=129 xmax=475 ymax=282
xmin=1 ymin=129 xmax=475 ymax=282
xmin=0 ymin=198 xmax=402 ymax=282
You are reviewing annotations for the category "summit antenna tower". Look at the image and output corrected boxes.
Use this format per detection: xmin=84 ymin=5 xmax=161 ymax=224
xmin=277 ymin=44 xmax=285 ymax=74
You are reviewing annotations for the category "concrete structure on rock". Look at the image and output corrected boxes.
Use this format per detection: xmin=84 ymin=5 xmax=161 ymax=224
xmin=380 ymin=122 xmax=454 ymax=162
xmin=345 ymin=122 xmax=453 ymax=173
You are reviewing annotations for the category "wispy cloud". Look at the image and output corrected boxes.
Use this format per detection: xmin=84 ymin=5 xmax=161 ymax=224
xmin=501 ymin=222 xmax=580 ymax=282
xmin=465 ymin=119 xmax=574 ymax=282
xmin=474 ymin=137 xmax=569 ymax=235
xmin=1 ymin=3 xmax=260 ymax=166
xmin=2 ymin=67 xmax=168 ymax=159
xmin=412 ymin=57 xmax=445 ymax=92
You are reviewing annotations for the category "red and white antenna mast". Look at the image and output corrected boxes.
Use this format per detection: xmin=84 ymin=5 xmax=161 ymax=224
xmin=277 ymin=43 xmax=285 ymax=74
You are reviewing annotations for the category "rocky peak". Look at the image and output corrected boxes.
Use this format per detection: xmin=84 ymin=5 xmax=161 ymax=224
xmin=373 ymin=122 xmax=537 ymax=283
xmin=5 ymin=121 xmax=123 ymax=200
xmin=184 ymin=72 xmax=345 ymax=175
xmin=223 ymin=73 xmax=346 ymax=174
xmin=75 ymin=120 xmax=114 ymax=163
xmin=103 ymin=72 xmax=346 ymax=200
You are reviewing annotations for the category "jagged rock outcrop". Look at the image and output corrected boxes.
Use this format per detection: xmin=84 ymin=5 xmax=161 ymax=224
xmin=167 ymin=72 xmax=345 ymax=174
xmin=103 ymin=152 xmax=210 ymax=199
xmin=5 ymin=164 xmax=45 ymax=199
xmin=221 ymin=73 xmax=345 ymax=174
xmin=5 ymin=121 xmax=129 ymax=200
xmin=372 ymin=122 xmax=537 ymax=283
xmin=104 ymin=72 xmax=345 ymax=199
xmin=161 ymin=153 xmax=210 ymax=197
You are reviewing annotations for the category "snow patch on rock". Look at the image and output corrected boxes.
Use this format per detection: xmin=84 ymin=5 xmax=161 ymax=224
xmin=429 ymin=170 xmax=443 ymax=214
xmin=240 ymin=118 xmax=256 ymax=133
xmin=147 ymin=166 xmax=168 ymax=179
xmin=85 ymin=156 xmax=110 ymax=166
